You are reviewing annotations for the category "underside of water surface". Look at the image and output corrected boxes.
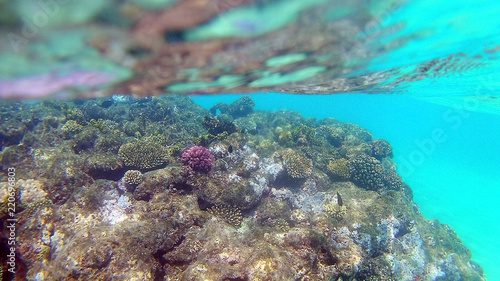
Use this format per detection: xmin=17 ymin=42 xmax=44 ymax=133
xmin=0 ymin=0 xmax=499 ymax=114
xmin=0 ymin=0 xmax=499 ymax=280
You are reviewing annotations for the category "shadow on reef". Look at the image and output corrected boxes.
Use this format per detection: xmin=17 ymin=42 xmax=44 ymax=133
xmin=0 ymin=96 xmax=485 ymax=280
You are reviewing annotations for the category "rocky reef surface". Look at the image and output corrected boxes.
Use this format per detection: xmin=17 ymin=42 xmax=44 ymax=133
xmin=0 ymin=96 xmax=484 ymax=280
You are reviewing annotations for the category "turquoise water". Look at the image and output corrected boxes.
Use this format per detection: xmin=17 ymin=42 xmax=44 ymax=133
xmin=197 ymin=1 xmax=500 ymax=278
xmin=193 ymin=92 xmax=500 ymax=279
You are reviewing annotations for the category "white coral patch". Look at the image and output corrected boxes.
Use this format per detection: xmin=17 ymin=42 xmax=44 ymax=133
xmin=100 ymin=195 xmax=133 ymax=225
xmin=18 ymin=179 xmax=48 ymax=205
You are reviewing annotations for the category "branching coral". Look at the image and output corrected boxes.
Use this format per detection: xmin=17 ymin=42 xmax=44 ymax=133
xmin=275 ymin=149 xmax=313 ymax=178
xmin=207 ymin=205 xmax=242 ymax=227
xmin=118 ymin=141 xmax=169 ymax=169
xmin=61 ymin=120 xmax=84 ymax=133
xmin=324 ymin=203 xmax=347 ymax=220
xmin=327 ymin=158 xmax=351 ymax=179
xmin=123 ymin=170 xmax=143 ymax=185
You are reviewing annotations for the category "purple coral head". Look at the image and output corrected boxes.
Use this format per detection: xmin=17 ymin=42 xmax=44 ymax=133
xmin=181 ymin=146 xmax=213 ymax=172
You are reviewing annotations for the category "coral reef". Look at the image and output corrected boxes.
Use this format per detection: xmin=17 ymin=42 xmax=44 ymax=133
xmin=181 ymin=146 xmax=214 ymax=173
xmin=275 ymin=148 xmax=313 ymax=179
xmin=209 ymin=96 xmax=256 ymax=118
xmin=207 ymin=204 xmax=243 ymax=228
xmin=372 ymin=138 xmax=393 ymax=159
xmin=348 ymin=155 xmax=386 ymax=191
xmin=327 ymin=158 xmax=351 ymax=179
xmin=118 ymin=140 xmax=169 ymax=169
xmin=0 ymin=96 xmax=484 ymax=280
xmin=122 ymin=170 xmax=143 ymax=185
xmin=202 ymin=115 xmax=238 ymax=136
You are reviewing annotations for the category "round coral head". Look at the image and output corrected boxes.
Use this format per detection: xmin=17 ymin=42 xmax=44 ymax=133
xmin=181 ymin=146 xmax=213 ymax=172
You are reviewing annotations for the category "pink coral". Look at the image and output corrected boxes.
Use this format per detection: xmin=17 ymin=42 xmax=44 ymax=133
xmin=181 ymin=146 xmax=213 ymax=173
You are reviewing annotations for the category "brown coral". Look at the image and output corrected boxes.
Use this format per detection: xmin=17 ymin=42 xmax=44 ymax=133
xmin=207 ymin=205 xmax=243 ymax=227
xmin=327 ymin=158 xmax=350 ymax=179
xmin=123 ymin=170 xmax=143 ymax=185
xmin=118 ymin=141 xmax=169 ymax=169
xmin=61 ymin=120 xmax=83 ymax=133
xmin=382 ymin=170 xmax=403 ymax=191
xmin=348 ymin=155 xmax=385 ymax=191
xmin=275 ymin=149 xmax=313 ymax=179
xmin=371 ymin=139 xmax=393 ymax=159
xmin=324 ymin=203 xmax=347 ymax=220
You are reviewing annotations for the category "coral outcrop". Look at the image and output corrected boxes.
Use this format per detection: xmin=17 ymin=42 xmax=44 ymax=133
xmin=275 ymin=148 xmax=313 ymax=179
xmin=372 ymin=138 xmax=393 ymax=159
xmin=181 ymin=146 xmax=214 ymax=173
xmin=118 ymin=140 xmax=169 ymax=169
xmin=122 ymin=170 xmax=143 ymax=185
xmin=209 ymin=96 xmax=256 ymax=119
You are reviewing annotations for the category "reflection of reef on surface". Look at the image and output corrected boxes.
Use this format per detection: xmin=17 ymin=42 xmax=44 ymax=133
xmin=0 ymin=95 xmax=485 ymax=280
xmin=1 ymin=0 xmax=494 ymax=101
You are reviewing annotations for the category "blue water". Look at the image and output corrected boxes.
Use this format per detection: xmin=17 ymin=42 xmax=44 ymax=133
xmin=193 ymin=93 xmax=500 ymax=280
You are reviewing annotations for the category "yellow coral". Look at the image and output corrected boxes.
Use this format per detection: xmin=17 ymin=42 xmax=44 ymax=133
xmin=272 ymin=218 xmax=290 ymax=232
xmin=61 ymin=120 xmax=83 ymax=133
xmin=278 ymin=131 xmax=293 ymax=146
xmin=324 ymin=203 xmax=347 ymax=219
xmin=275 ymin=149 xmax=313 ymax=179
xmin=327 ymin=158 xmax=351 ymax=179
xmin=207 ymin=205 xmax=243 ymax=227
xmin=123 ymin=170 xmax=143 ymax=185
xmin=118 ymin=141 xmax=169 ymax=169
xmin=37 ymin=245 xmax=52 ymax=261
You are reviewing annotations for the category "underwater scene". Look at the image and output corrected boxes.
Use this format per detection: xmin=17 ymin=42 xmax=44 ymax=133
xmin=0 ymin=0 xmax=499 ymax=280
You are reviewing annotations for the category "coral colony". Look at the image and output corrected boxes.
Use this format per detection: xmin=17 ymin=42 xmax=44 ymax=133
xmin=0 ymin=96 xmax=484 ymax=280
xmin=181 ymin=146 xmax=214 ymax=173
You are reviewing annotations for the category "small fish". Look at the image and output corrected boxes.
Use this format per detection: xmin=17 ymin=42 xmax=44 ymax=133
xmin=228 ymin=145 xmax=233 ymax=153
xmin=337 ymin=192 xmax=343 ymax=206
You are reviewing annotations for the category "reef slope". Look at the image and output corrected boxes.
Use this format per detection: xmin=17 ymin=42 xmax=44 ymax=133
xmin=0 ymin=96 xmax=484 ymax=280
